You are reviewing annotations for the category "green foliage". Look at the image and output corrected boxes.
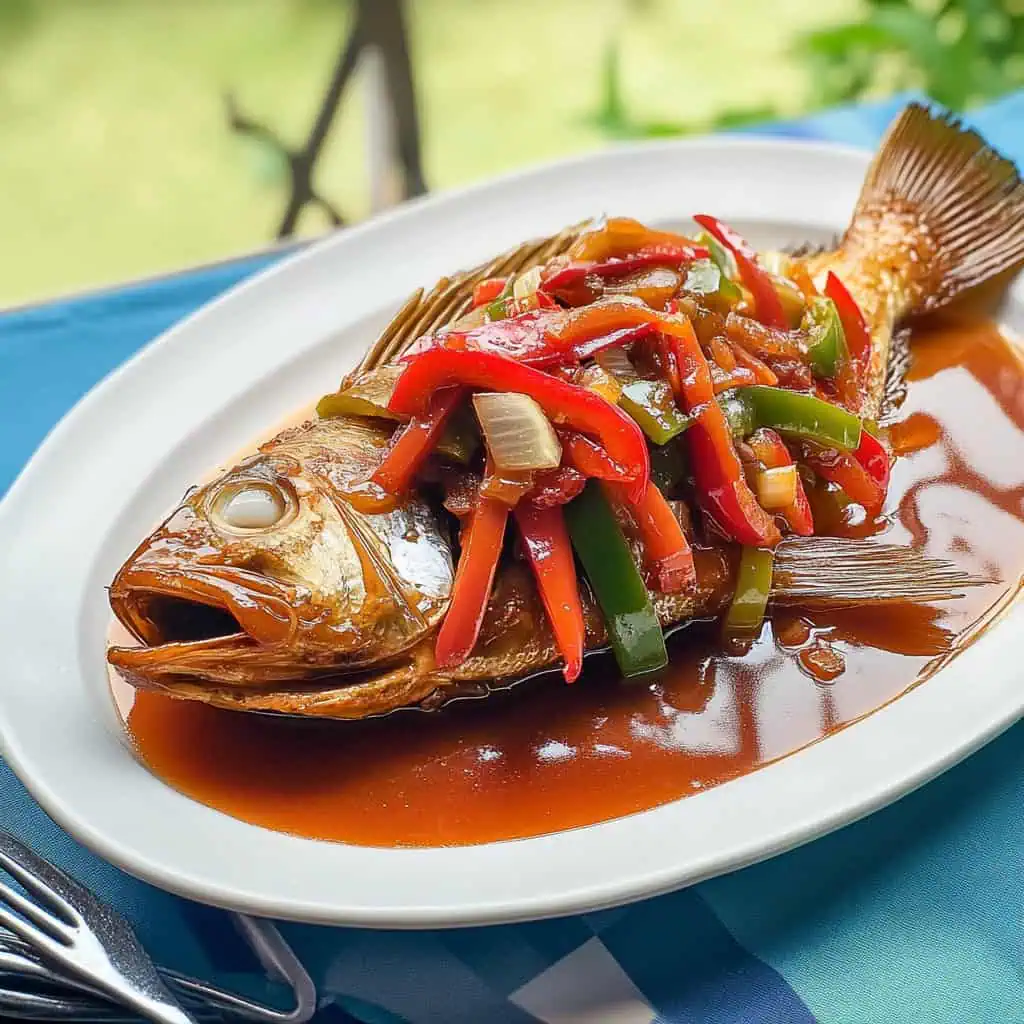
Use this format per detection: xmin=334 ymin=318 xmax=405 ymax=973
xmin=802 ymin=0 xmax=1024 ymax=110
xmin=592 ymin=0 xmax=1024 ymax=140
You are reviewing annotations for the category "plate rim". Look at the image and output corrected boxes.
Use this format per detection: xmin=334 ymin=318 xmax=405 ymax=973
xmin=1 ymin=132 xmax=1022 ymax=928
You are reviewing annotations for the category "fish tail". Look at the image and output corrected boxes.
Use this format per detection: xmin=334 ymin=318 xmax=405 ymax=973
xmin=842 ymin=102 xmax=1024 ymax=317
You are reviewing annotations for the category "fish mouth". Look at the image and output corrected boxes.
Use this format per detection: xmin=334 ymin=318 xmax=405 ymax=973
xmin=106 ymin=566 xmax=430 ymax=697
xmin=107 ymin=577 xmax=251 ymax=685
xmin=108 ymin=566 xmax=300 ymax=675
xmin=114 ymin=585 xmax=246 ymax=647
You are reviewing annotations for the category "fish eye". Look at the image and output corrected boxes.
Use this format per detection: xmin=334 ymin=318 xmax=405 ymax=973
xmin=210 ymin=481 xmax=292 ymax=534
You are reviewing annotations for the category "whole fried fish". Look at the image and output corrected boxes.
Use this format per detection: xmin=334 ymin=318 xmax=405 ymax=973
xmin=109 ymin=104 xmax=1024 ymax=718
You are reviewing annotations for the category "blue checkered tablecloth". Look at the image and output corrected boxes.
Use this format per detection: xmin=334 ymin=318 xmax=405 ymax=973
xmin=2 ymin=93 xmax=1022 ymax=1023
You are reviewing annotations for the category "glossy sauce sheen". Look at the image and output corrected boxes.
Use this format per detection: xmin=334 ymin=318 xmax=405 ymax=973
xmin=123 ymin=319 xmax=1024 ymax=848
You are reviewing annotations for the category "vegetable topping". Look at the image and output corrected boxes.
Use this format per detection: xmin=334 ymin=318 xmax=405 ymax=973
xmin=319 ymin=214 xmax=890 ymax=680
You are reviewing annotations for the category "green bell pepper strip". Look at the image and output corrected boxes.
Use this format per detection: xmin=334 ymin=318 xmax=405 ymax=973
xmin=695 ymin=230 xmax=737 ymax=280
xmin=717 ymin=389 xmax=757 ymax=439
xmin=719 ymin=386 xmax=862 ymax=451
xmin=619 ymin=378 xmax=693 ymax=445
xmin=564 ymin=481 xmax=668 ymax=677
xmin=317 ymin=367 xmax=479 ymax=464
xmin=317 ymin=365 xmax=406 ymax=421
xmin=723 ymin=546 xmax=775 ymax=639
xmin=802 ymin=296 xmax=848 ymax=379
xmin=485 ymin=277 xmax=516 ymax=321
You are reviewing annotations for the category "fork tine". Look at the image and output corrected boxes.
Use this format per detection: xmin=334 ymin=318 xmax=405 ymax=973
xmin=0 ymin=941 xmax=120 ymax=1003
xmin=0 ymin=903 xmax=68 ymax=964
xmin=0 ymin=945 xmax=64 ymax=984
xmin=0 ymin=984 xmax=115 ymax=1021
xmin=0 ymin=833 xmax=80 ymax=924
xmin=0 ymin=879 xmax=73 ymax=943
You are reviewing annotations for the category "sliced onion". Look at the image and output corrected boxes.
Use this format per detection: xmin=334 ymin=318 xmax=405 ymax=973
xmin=760 ymin=250 xmax=792 ymax=277
xmin=472 ymin=392 xmax=562 ymax=471
xmin=449 ymin=304 xmax=488 ymax=331
xmin=512 ymin=266 xmax=544 ymax=303
xmin=756 ymin=465 xmax=798 ymax=509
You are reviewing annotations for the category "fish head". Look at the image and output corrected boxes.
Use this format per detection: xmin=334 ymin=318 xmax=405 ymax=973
xmin=108 ymin=418 xmax=454 ymax=686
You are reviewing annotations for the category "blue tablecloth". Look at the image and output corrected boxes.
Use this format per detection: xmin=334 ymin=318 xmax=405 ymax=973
xmin=2 ymin=93 xmax=1022 ymax=1023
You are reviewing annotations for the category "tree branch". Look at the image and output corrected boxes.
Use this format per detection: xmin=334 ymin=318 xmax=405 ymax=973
xmin=225 ymin=91 xmax=347 ymax=232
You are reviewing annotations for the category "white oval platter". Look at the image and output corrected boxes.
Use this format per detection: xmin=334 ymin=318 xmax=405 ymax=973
xmin=0 ymin=136 xmax=1021 ymax=928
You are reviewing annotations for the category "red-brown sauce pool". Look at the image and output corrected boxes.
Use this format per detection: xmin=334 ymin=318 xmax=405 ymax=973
xmin=120 ymin=319 xmax=1024 ymax=847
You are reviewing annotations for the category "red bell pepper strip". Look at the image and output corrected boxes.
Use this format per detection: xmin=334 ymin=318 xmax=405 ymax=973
xmin=692 ymin=215 xmax=788 ymax=329
xmin=402 ymin=309 xmax=657 ymax=369
xmin=745 ymin=428 xmax=814 ymax=536
xmin=409 ymin=300 xmax=705 ymax=372
xmin=513 ymin=502 xmax=585 ymax=683
xmin=853 ymin=428 xmax=890 ymax=492
xmin=661 ymin=318 xmax=782 ymax=547
xmin=542 ymin=246 xmax=708 ymax=296
xmin=472 ymin=277 xmax=509 ymax=308
xmin=511 ymin=289 xmax=559 ymax=314
xmin=604 ymin=481 xmax=696 ymax=594
xmin=388 ymin=348 xmax=651 ymax=503
xmin=801 ymin=442 xmax=886 ymax=516
xmin=370 ymin=388 xmax=465 ymax=494
xmin=824 ymin=271 xmax=872 ymax=370
xmin=560 ymin=430 xmax=626 ymax=480
xmin=729 ymin=340 xmax=779 ymax=385
xmin=434 ymin=494 xmax=509 ymax=671
xmin=402 ymin=310 xmax=566 ymax=366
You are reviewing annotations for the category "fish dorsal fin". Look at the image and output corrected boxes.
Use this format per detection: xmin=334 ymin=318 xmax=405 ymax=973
xmin=354 ymin=223 xmax=590 ymax=376
xmin=845 ymin=102 xmax=1024 ymax=316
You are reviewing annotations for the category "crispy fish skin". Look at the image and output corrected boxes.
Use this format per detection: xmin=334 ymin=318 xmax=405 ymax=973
xmin=109 ymin=103 xmax=1024 ymax=719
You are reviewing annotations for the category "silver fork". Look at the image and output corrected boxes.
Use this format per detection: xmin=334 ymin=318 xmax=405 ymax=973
xmin=0 ymin=830 xmax=316 ymax=1023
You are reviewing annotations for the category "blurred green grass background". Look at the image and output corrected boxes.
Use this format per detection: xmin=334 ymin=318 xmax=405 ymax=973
xmin=2 ymin=0 xmax=1020 ymax=305
xmin=0 ymin=0 xmax=851 ymax=304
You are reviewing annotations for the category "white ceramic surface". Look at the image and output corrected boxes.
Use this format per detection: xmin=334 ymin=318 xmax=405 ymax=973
xmin=0 ymin=138 xmax=1021 ymax=929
